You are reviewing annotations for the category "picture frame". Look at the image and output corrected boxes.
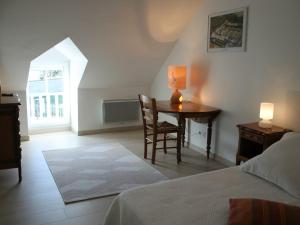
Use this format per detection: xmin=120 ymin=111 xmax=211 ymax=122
xmin=207 ymin=7 xmax=248 ymax=52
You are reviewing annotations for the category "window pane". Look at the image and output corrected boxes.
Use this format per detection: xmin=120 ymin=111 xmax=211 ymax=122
xmin=42 ymin=96 xmax=47 ymax=117
xmin=58 ymin=95 xmax=63 ymax=104
xmin=58 ymin=95 xmax=63 ymax=117
xmin=39 ymin=70 xmax=62 ymax=80
xmin=28 ymin=70 xmax=42 ymax=81
xmin=48 ymin=79 xmax=64 ymax=92
xmin=50 ymin=95 xmax=56 ymax=117
xmin=28 ymin=80 xmax=47 ymax=93
xmin=47 ymin=70 xmax=63 ymax=80
xmin=33 ymin=96 xmax=40 ymax=118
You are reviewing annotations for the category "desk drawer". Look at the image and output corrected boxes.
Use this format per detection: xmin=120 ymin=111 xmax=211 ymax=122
xmin=240 ymin=130 xmax=264 ymax=144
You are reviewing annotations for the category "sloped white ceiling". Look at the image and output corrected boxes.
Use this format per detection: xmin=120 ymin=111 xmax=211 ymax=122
xmin=0 ymin=0 xmax=202 ymax=90
xmin=30 ymin=48 xmax=69 ymax=68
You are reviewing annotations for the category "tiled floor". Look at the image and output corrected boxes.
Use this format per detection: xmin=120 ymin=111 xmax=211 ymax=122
xmin=0 ymin=130 xmax=226 ymax=225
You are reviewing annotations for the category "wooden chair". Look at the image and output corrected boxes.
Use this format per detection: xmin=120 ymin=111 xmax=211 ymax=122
xmin=138 ymin=94 xmax=181 ymax=164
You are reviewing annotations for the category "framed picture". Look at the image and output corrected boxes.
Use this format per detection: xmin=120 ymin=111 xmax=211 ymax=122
xmin=208 ymin=7 xmax=248 ymax=52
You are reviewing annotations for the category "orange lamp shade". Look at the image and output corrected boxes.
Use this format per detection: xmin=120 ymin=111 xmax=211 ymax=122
xmin=168 ymin=65 xmax=187 ymax=90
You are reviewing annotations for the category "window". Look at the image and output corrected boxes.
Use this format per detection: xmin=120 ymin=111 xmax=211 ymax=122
xmin=27 ymin=65 xmax=70 ymax=128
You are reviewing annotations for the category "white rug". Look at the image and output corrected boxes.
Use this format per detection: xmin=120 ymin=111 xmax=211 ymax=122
xmin=43 ymin=143 xmax=167 ymax=203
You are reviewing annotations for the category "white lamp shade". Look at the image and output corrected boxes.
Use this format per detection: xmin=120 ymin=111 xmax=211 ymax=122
xmin=259 ymin=103 xmax=274 ymax=120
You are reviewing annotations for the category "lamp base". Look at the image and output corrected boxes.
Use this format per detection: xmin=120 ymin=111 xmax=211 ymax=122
xmin=258 ymin=119 xmax=272 ymax=129
xmin=170 ymin=89 xmax=182 ymax=104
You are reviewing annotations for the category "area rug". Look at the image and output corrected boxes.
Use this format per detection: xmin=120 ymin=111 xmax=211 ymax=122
xmin=43 ymin=143 xmax=167 ymax=203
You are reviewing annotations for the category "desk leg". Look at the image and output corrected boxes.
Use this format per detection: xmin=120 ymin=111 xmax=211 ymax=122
xmin=182 ymin=118 xmax=186 ymax=147
xmin=177 ymin=115 xmax=183 ymax=163
xmin=206 ymin=119 xmax=212 ymax=160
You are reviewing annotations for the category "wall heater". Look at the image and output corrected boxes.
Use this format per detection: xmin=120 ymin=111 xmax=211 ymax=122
xmin=102 ymin=99 xmax=140 ymax=124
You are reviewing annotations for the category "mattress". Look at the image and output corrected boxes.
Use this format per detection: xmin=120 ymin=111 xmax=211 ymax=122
xmin=103 ymin=167 xmax=300 ymax=225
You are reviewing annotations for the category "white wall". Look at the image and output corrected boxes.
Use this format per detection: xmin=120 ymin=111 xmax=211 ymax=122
xmin=15 ymin=91 xmax=29 ymax=139
xmin=54 ymin=38 xmax=88 ymax=133
xmin=78 ymin=86 xmax=149 ymax=133
xmin=69 ymin=59 xmax=87 ymax=133
xmin=0 ymin=0 xmax=202 ymax=91
xmin=0 ymin=0 xmax=201 ymax=136
xmin=151 ymin=0 xmax=300 ymax=162
xmin=31 ymin=48 xmax=69 ymax=67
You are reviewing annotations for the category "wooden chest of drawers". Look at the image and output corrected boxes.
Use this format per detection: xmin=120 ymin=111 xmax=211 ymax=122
xmin=0 ymin=96 xmax=22 ymax=181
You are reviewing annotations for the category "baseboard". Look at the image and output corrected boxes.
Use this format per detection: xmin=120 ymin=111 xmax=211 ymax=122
xmin=78 ymin=128 xmax=235 ymax=166
xmin=187 ymin=142 xmax=235 ymax=166
xmin=214 ymin=154 xmax=235 ymax=167
xmin=21 ymin=135 xmax=30 ymax=142
xmin=187 ymin=142 xmax=215 ymax=158
xmin=78 ymin=125 xmax=143 ymax=136
xmin=29 ymin=126 xmax=71 ymax=135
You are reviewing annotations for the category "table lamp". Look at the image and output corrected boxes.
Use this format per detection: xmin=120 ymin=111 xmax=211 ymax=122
xmin=259 ymin=102 xmax=274 ymax=128
xmin=168 ymin=65 xmax=186 ymax=104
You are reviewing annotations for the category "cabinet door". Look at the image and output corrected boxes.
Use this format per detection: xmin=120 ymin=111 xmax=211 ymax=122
xmin=0 ymin=111 xmax=17 ymax=162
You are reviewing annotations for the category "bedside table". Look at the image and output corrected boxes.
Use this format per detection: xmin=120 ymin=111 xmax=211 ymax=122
xmin=236 ymin=122 xmax=291 ymax=165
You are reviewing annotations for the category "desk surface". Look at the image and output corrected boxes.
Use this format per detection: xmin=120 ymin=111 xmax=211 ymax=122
xmin=156 ymin=101 xmax=221 ymax=114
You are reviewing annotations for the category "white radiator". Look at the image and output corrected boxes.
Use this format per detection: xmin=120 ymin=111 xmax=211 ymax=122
xmin=102 ymin=99 xmax=140 ymax=124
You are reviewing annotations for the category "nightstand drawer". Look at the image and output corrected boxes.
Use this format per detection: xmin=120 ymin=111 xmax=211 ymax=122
xmin=240 ymin=130 xmax=264 ymax=144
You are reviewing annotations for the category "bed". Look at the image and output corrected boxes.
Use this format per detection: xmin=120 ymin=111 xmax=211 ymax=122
xmin=103 ymin=133 xmax=300 ymax=225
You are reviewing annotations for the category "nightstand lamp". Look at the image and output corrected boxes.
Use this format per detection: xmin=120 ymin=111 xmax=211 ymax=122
xmin=259 ymin=102 xmax=274 ymax=128
xmin=168 ymin=65 xmax=186 ymax=104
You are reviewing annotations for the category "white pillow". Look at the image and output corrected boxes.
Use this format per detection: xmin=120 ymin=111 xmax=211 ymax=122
xmin=241 ymin=132 xmax=300 ymax=199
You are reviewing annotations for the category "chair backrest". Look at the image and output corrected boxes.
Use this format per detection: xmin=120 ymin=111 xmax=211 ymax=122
xmin=138 ymin=94 xmax=158 ymax=130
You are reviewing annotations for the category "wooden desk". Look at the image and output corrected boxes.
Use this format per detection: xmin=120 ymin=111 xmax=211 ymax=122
xmin=156 ymin=101 xmax=221 ymax=159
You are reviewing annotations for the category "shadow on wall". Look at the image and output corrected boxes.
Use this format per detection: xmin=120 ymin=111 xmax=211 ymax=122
xmin=189 ymin=59 xmax=210 ymax=103
xmin=285 ymin=90 xmax=300 ymax=132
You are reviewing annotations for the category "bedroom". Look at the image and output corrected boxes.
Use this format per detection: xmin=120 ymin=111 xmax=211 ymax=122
xmin=0 ymin=0 xmax=300 ymax=224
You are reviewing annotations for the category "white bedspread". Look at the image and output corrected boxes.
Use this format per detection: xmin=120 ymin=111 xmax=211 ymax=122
xmin=103 ymin=167 xmax=300 ymax=225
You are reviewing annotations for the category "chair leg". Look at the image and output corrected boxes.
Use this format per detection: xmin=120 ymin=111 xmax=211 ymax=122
xmin=176 ymin=131 xmax=182 ymax=164
xmin=152 ymin=134 xmax=157 ymax=164
xmin=163 ymin=132 xmax=167 ymax=154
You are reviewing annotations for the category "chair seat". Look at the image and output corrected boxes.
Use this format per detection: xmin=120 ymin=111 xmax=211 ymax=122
xmin=146 ymin=121 xmax=178 ymax=133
